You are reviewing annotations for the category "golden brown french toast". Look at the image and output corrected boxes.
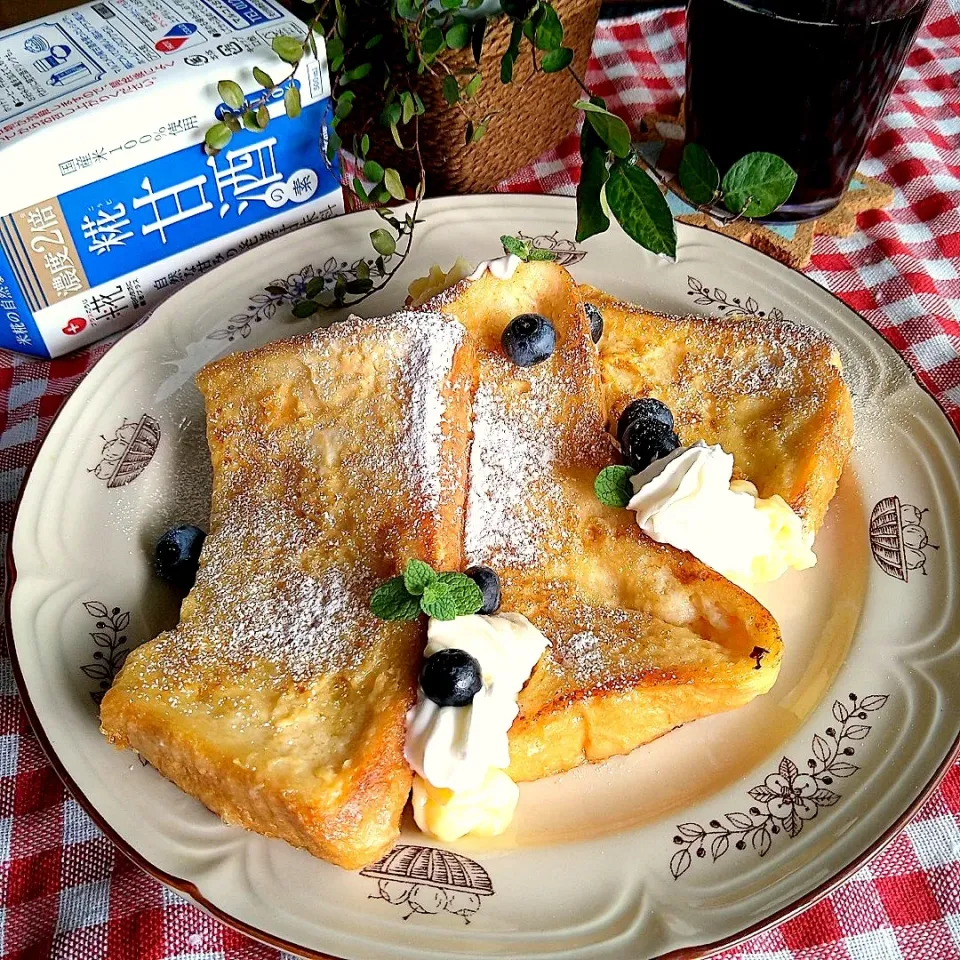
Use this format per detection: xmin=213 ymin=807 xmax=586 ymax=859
xmin=420 ymin=262 xmax=781 ymax=782
xmin=584 ymin=287 xmax=854 ymax=532
xmin=100 ymin=311 xmax=476 ymax=869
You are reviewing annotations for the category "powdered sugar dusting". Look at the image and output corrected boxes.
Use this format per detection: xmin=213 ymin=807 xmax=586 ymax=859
xmin=561 ymin=631 xmax=604 ymax=684
xmin=464 ymin=359 xmax=563 ymax=568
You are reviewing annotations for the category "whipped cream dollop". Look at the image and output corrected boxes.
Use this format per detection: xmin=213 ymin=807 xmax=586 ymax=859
xmin=466 ymin=254 xmax=522 ymax=282
xmin=627 ymin=441 xmax=816 ymax=587
xmin=406 ymin=613 xmax=548 ymax=840
xmin=405 ymin=613 xmax=549 ymax=791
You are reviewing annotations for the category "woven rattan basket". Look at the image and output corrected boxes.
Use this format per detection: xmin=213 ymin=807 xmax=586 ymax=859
xmin=342 ymin=1 xmax=601 ymax=195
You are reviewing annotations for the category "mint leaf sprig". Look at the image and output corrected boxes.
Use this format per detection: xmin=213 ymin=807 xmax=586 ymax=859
xmin=500 ymin=234 xmax=558 ymax=262
xmin=371 ymin=559 xmax=483 ymax=622
xmin=594 ymin=464 xmax=634 ymax=508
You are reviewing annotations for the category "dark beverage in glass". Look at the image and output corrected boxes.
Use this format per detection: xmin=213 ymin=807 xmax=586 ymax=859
xmin=684 ymin=0 xmax=930 ymax=222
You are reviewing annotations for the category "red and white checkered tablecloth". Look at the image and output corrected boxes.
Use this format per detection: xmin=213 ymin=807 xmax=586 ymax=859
xmin=1 ymin=2 xmax=959 ymax=958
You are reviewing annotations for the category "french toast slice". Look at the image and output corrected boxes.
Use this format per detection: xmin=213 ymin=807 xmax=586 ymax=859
xmin=584 ymin=287 xmax=854 ymax=532
xmin=421 ymin=262 xmax=781 ymax=782
xmin=100 ymin=311 xmax=476 ymax=869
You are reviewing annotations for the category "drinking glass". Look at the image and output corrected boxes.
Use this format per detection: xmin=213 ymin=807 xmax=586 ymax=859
xmin=684 ymin=0 xmax=931 ymax=222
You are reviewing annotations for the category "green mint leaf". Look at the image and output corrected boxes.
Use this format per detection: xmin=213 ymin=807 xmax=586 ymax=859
xmin=541 ymin=46 xmax=573 ymax=73
xmin=575 ymin=100 xmax=631 ymax=160
xmin=535 ymin=3 xmax=563 ymax=50
xmin=283 ymin=83 xmax=301 ymax=119
xmin=721 ymin=152 xmax=798 ymax=218
xmin=500 ymin=234 xmax=530 ymax=260
xmin=446 ymin=20 xmax=471 ymax=50
xmin=606 ymin=160 xmax=677 ymax=258
xmin=678 ymin=143 xmax=720 ymax=207
xmin=594 ymin=465 xmax=635 ymax=508
xmin=526 ymin=247 xmax=557 ymax=261
xmin=437 ymin=572 xmax=484 ymax=617
xmin=253 ymin=67 xmax=275 ymax=89
xmin=204 ymin=122 xmax=232 ymax=152
xmin=371 ymin=577 xmax=421 ymax=620
xmin=272 ymin=35 xmax=303 ymax=64
xmin=420 ymin=580 xmax=457 ymax=621
xmin=384 ymin=168 xmax=405 ymax=200
xmin=471 ymin=19 xmax=485 ymax=64
xmin=370 ymin=228 xmax=396 ymax=257
xmin=404 ymin=559 xmax=436 ymax=596
xmin=576 ymin=138 xmax=610 ymax=243
xmin=218 ymin=80 xmax=245 ymax=111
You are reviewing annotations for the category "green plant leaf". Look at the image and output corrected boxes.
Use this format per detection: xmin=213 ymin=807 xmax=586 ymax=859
xmin=397 ymin=0 xmax=419 ymax=19
xmin=365 ymin=32 xmax=383 ymax=49
xmin=400 ymin=90 xmax=415 ymax=124
xmin=384 ymin=168 xmax=405 ymax=200
xmin=420 ymin=580 xmax=457 ymax=621
xmin=541 ymin=46 xmax=573 ymax=72
xmin=217 ymin=80 xmax=244 ymax=110
xmin=526 ymin=247 xmax=557 ymax=261
xmin=371 ymin=576 xmax=421 ymax=620
xmin=326 ymin=35 xmax=344 ymax=70
xmin=292 ymin=299 xmax=320 ymax=318
xmin=678 ymin=143 xmax=720 ymax=207
xmin=721 ymin=152 xmax=798 ymax=218
xmin=594 ymin=465 xmax=635 ymax=507
xmin=345 ymin=277 xmax=374 ymax=294
xmin=356 ymin=259 xmax=370 ymax=280
xmin=370 ymin=228 xmax=397 ymax=257
xmin=471 ymin=19 xmax=485 ymax=64
xmin=436 ymin=572 xmax=484 ymax=616
xmin=606 ymin=160 xmax=677 ymax=258
xmin=471 ymin=115 xmax=491 ymax=142
xmin=500 ymin=51 xmax=515 ymax=83
xmin=256 ymin=103 xmax=270 ymax=129
xmin=283 ymin=83 xmax=301 ymax=119
xmin=446 ymin=20 xmax=471 ymax=50
xmin=204 ymin=122 xmax=232 ymax=152
xmin=500 ymin=234 xmax=530 ymax=259
xmin=360 ymin=133 xmax=370 ymax=155
xmin=575 ymin=100 xmax=631 ymax=159
xmin=464 ymin=73 xmax=481 ymax=99
xmin=242 ymin=110 xmax=261 ymax=132
xmin=576 ymin=141 xmax=610 ymax=242
xmin=381 ymin=100 xmax=401 ymax=126
xmin=535 ymin=3 xmax=563 ymax=50
xmin=420 ymin=26 xmax=445 ymax=61
xmin=272 ymin=35 xmax=303 ymax=64
xmin=252 ymin=66 xmax=275 ymax=89
xmin=442 ymin=74 xmax=459 ymax=105
xmin=224 ymin=113 xmax=241 ymax=133
xmin=305 ymin=276 xmax=325 ymax=298
xmin=363 ymin=159 xmax=384 ymax=183
xmin=352 ymin=176 xmax=370 ymax=203
xmin=404 ymin=558 xmax=436 ymax=596
xmin=342 ymin=62 xmax=372 ymax=83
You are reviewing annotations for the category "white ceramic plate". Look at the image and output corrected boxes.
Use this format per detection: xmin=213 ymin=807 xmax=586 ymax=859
xmin=8 ymin=194 xmax=960 ymax=960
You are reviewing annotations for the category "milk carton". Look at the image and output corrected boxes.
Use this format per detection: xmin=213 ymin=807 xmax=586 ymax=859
xmin=0 ymin=0 xmax=342 ymax=357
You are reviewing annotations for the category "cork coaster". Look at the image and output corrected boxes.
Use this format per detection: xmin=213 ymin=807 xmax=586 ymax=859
xmin=636 ymin=103 xmax=894 ymax=269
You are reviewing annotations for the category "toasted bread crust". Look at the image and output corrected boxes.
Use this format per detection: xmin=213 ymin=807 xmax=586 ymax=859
xmin=584 ymin=286 xmax=854 ymax=531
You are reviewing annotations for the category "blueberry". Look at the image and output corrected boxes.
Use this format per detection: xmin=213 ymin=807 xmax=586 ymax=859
xmin=501 ymin=313 xmax=556 ymax=367
xmin=616 ymin=397 xmax=675 ymax=443
xmin=621 ymin=419 xmax=681 ymax=472
xmin=465 ymin=565 xmax=501 ymax=615
xmin=420 ymin=648 xmax=483 ymax=707
xmin=584 ymin=303 xmax=604 ymax=343
xmin=155 ymin=525 xmax=206 ymax=591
